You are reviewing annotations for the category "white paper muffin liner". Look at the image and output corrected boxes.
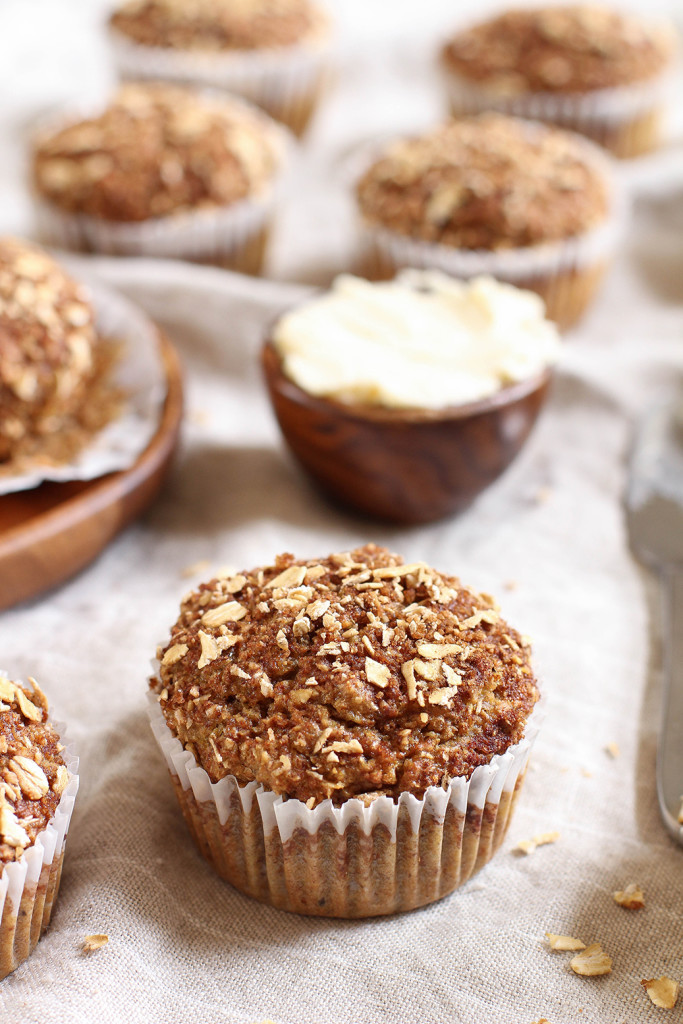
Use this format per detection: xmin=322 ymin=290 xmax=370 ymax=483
xmin=354 ymin=124 xmax=626 ymax=329
xmin=441 ymin=62 xmax=677 ymax=158
xmin=147 ymin=691 xmax=544 ymax=918
xmin=108 ymin=25 xmax=332 ymax=135
xmin=0 ymin=270 xmax=167 ymax=495
xmin=0 ymin=709 xmax=79 ymax=979
xmin=32 ymin=97 xmax=291 ymax=269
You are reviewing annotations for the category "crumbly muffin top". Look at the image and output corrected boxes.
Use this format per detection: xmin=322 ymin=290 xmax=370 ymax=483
xmin=153 ymin=545 xmax=539 ymax=807
xmin=442 ymin=6 xmax=675 ymax=95
xmin=110 ymin=0 xmax=328 ymax=52
xmin=0 ymin=675 xmax=69 ymax=868
xmin=33 ymin=83 xmax=283 ymax=223
xmin=0 ymin=238 xmax=98 ymax=463
xmin=356 ymin=114 xmax=609 ymax=250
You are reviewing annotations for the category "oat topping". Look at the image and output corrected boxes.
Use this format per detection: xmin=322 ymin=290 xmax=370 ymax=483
xmin=641 ymin=977 xmax=679 ymax=1010
xmin=546 ymin=934 xmax=586 ymax=951
xmin=0 ymin=674 xmax=68 ymax=868
xmin=442 ymin=7 xmax=675 ymax=95
xmin=570 ymin=943 xmax=612 ymax=976
xmin=110 ymin=0 xmax=328 ymax=52
xmin=153 ymin=544 xmax=539 ymax=806
xmin=613 ymin=883 xmax=645 ymax=909
xmin=357 ymin=114 xmax=608 ymax=250
xmin=33 ymin=83 xmax=282 ymax=223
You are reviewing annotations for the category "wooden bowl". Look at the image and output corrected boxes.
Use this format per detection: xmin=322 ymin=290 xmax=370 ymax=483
xmin=262 ymin=343 xmax=551 ymax=524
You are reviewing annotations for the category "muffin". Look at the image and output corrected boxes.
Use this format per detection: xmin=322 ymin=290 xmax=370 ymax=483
xmin=440 ymin=5 xmax=677 ymax=158
xmin=263 ymin=271 xmax=559 ymax=522
xmin=32 ymin=83 xmax=287 ymax=273
xmin=355 ymin=113 xmax=621 ymax=329
xmin=0 ymin=673 xmax=79 ymax=979
xmin=150 ymin=544 xmax=542 ymax=917
xmin=0 ymin=238 xmax=100 ymax=464
xmin=108 ymin=0 xmax=332 ymax=136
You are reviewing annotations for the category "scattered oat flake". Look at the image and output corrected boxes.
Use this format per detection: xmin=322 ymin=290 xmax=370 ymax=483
xmin=83 ymin=934 xmax=108 ymax=953
xmin=546 ymin=933 xmax=586 ymax=951
xmin=613 ymin=883 xmax=645 ymax=909
xmin=181 ymin=559 xmax=210 ymax=578
xmin=605 ymin=742 xmax=620 ymax=759
xmin=515 ymin=831 xmax=560 ymax=855
xmin=570 ymin=943 xmax=612 ymax=976
xmin=641 ymin=977 xmax=679 ymax=1009
xmin=365 ymin=658 xmax=390 ymax=688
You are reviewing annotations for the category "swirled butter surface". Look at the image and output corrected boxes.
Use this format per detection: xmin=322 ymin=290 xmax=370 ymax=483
xmin=272 ymin=271 xmax=561 ymax=409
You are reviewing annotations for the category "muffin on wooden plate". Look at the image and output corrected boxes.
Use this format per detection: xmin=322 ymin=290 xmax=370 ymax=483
xmin=440 ymin=5 xmax=677 ymax=158
xmin=355 ymin=113 xmax=621 ymax=329
xmin=149 ymin=544 xmax=542 ymax=917
xmin=108 ymin=0 xmax=332 ymax=136
xmin=0 ymin=674 xmax=79 ymax=978
xmin=263 ymin=271 xmax=559 ymax=522
xmin=32 ymin=83 xmax=288 ymax=273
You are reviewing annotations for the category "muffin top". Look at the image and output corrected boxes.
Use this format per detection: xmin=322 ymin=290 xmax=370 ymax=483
xmin=0 ymin=674 xmax=69 ymax=867
xmin=0 ymin=238 xmax=98 ymax=463
xmin=33 ymin=83 xmax=283 ymax=223
xmin=153 ymin=544 xmax=539 ymax=807
xmin=110 ymin=0 xmax=328 ymax=52
xmin=356 ymin=114 xmax=609 ymax=250
xmin=271 ymin=271 xmax=560 ymax=409
xmin=442 ymin=5 xmax=675 ymax=95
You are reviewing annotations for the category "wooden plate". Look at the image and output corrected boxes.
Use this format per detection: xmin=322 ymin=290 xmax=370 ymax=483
xmin=0 ymin=332 xmax=183 ymax=612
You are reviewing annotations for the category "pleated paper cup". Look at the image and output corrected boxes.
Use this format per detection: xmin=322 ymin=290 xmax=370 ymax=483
xmin=0 ymin=723 xmax=79 ymax=979
xmin=355 ymin=128 xmax=625 ymax=331
xmin=148 ymin=693 xmax=543 ymax=918
xmin=32 ymin=98 xmax=291 ymax=274
xmin=441 ymin=62 xmax=677 ymax=160
xmin=108 ymin=25 xmax=332 ymax=137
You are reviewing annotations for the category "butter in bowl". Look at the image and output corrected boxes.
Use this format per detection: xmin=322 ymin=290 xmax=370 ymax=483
xmin=262 ymin=271 xmax=560 ymax=523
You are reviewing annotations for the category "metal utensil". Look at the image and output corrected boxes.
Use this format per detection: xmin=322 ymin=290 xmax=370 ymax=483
xmin=626 ymin=398 xmax=683 ymax=845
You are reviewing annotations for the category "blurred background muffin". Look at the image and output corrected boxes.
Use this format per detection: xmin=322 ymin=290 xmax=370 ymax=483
xmin=32 ymin=82 xmax=288 ymax=273
xmin=440 ymin=5 xmax=677 ymax=158
xmin=108 ymin=0 xmax=332 ymax=136
xmin=0 ymin=673 xmax=79 ymax=979
xmin=354 ymin=112 xmax=621 ymax=329
xmin=150 ymin=544 xmax=542 ymax=916
xmin=0 ymin=238 xmax=99 ymax=464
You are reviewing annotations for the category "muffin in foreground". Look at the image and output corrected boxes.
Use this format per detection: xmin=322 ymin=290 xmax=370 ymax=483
xmin=440 ymin=5 xmax=677 ymax=158
xmin=150 ymin=544 xmax=541 ymax=917
xmin=0 ymin=238 xmax=117 ymax=469
xmin=0 ymin=674 xmax=79 ymax=978
xmin=264 ymin=271 xmax=559 ymax=522
xmin=32 ymin=83 xmax=287 ymax=272
xmin=355 ymin=113 xmax=621 ymax=329
xmin=108 ymin=0 xmax=332 ymax=136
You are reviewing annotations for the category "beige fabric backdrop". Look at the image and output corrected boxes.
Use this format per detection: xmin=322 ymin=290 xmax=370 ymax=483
xmin=1 ymin=1 xmax=683 ymax=1021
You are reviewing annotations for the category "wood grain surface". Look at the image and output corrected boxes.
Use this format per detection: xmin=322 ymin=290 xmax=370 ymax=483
xmin=0 ymin=332 xmax=183 ymax=612
xmin=263 ymin=342 xmax=551 ymax=524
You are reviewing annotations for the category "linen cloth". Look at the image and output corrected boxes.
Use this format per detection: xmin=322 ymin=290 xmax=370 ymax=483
xmin=1 ymin=2 xmax=683 ymax=1022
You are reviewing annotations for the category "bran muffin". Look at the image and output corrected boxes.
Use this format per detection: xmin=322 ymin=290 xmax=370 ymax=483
xmin=108 ymin=0 xmax=332 ymax=136
xmin=0 ymin=674 xmax=78 ymax=979
xmin=355 ymin=113 xmax=620 ymax=329
xmin=32 ymin=83 xmax=287 ymax=272
xmin=0 ymin=238 xmax=100 ymax=465
xmin=150 ymin=544 xmax=541 ymax=916
xmin=441 ymin=5 xmax=677 ymax=158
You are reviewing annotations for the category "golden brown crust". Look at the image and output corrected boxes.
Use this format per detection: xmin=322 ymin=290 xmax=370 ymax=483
xmin=356 ymin=114 xmax=609 ymax=250
xmin=153 ymin=544 xmax=539 ymax=806
xmin=110 ymin=0 xmax=327 ymax=52
xmin=0 ymin=238 xmax=98 ymax=463
xmin=0 ymin=675 xmax=68 ymax=868
xmin=442 ymin=6 xmax=675 ymax=95
xmin=32 ymin=83 xmax=282 ymax=223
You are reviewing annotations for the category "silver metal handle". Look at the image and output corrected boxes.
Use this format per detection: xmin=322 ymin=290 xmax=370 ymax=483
xmin=658 ymin=568 xmax=683 ymax=844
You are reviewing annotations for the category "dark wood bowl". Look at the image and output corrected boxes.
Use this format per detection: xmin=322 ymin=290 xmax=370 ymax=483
xmin=262 ymin=343 xmax=552 ymax=524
